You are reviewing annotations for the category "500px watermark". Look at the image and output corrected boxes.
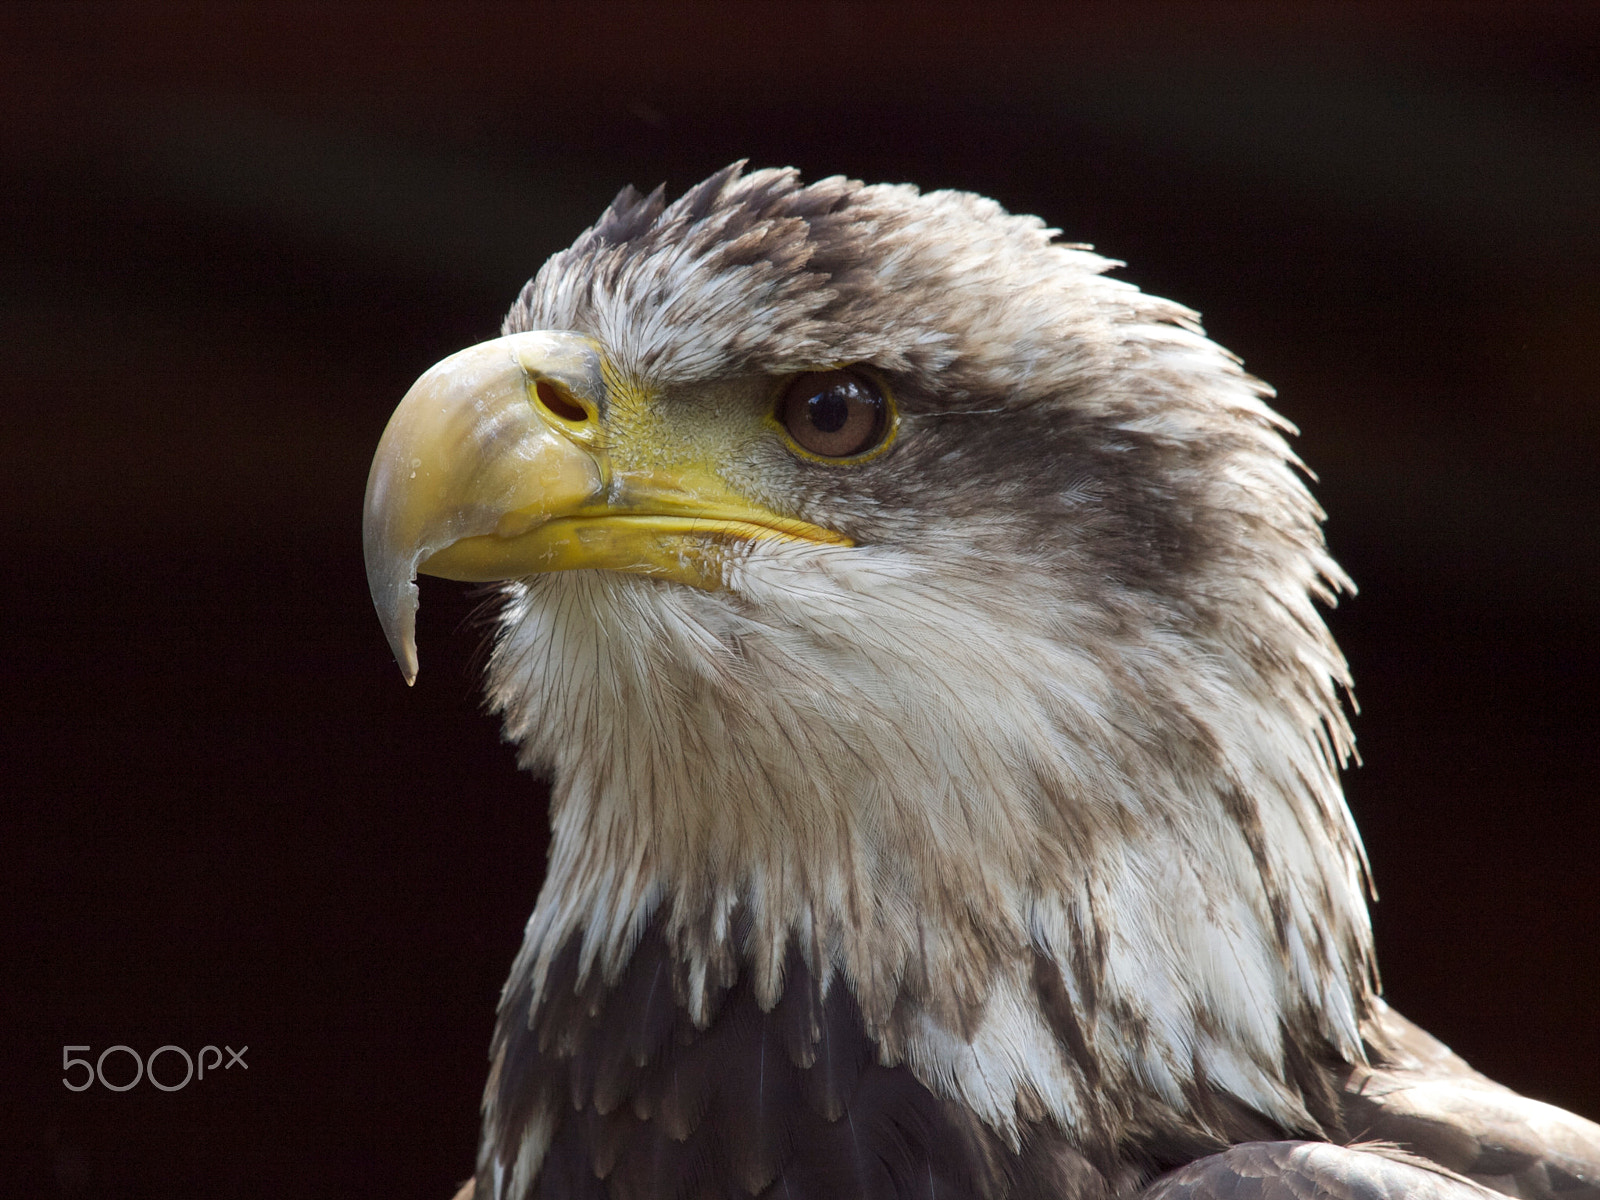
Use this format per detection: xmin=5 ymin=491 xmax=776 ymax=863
xmin=62 ymin=1044 xmax=248 ymax=1092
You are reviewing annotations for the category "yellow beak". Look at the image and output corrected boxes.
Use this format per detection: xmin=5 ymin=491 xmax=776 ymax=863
xmin=362 ymin=331 xmax=849 ymax=683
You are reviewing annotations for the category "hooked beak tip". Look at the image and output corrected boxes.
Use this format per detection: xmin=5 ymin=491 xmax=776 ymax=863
xmin=377 ymin=570 xmax=421 ymax=686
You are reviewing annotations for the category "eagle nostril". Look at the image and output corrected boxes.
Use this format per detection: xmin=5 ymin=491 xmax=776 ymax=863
xmin=535 ymin=380 xmax=589 ymax=423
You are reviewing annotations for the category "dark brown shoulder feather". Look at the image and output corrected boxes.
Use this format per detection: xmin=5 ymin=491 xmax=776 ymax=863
xmin=1137 ymin=1140 xmax=1495 ymax=1199
xmin=1339 ymin=1006 xmax=1600 ymax=1199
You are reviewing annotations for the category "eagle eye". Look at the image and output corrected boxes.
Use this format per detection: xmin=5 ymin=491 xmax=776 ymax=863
xmin=778 ymin=369 xmax=890 ymax=459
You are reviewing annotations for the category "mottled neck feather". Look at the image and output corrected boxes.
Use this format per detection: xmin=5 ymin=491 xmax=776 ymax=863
xmin=484 ymin=531 xmax=1375 ymax=1156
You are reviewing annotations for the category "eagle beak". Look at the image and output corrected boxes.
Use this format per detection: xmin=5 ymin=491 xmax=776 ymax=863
xmin=363 ymin=331 xmax=606 ymax=685
xmin=363 ymin=331 xmax=848 ymax=684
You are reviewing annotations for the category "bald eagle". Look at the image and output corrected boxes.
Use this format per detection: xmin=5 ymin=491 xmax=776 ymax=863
xmin=363 ymin=166 xmax=1599 ymax=1200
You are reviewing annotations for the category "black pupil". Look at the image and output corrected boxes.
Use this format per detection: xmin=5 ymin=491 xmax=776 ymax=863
xmin=807 ymin=385 xmax=853 ymax=433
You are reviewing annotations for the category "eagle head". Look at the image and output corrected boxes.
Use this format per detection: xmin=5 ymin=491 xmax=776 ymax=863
xmin=363 ymin=165 xmax=1381 ymax=1197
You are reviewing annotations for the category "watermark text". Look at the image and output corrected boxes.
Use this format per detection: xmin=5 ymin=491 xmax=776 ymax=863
xmin=62 ymin=1044 xmax=248 ymax=1092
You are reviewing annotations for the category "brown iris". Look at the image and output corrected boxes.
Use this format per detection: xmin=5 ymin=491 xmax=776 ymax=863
xmin=778 ymin=369 xmax=889 ymax=459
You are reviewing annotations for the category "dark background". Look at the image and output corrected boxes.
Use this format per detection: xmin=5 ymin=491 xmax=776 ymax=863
xmin=3 ymin=4 xmax=1597 ymax=1197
